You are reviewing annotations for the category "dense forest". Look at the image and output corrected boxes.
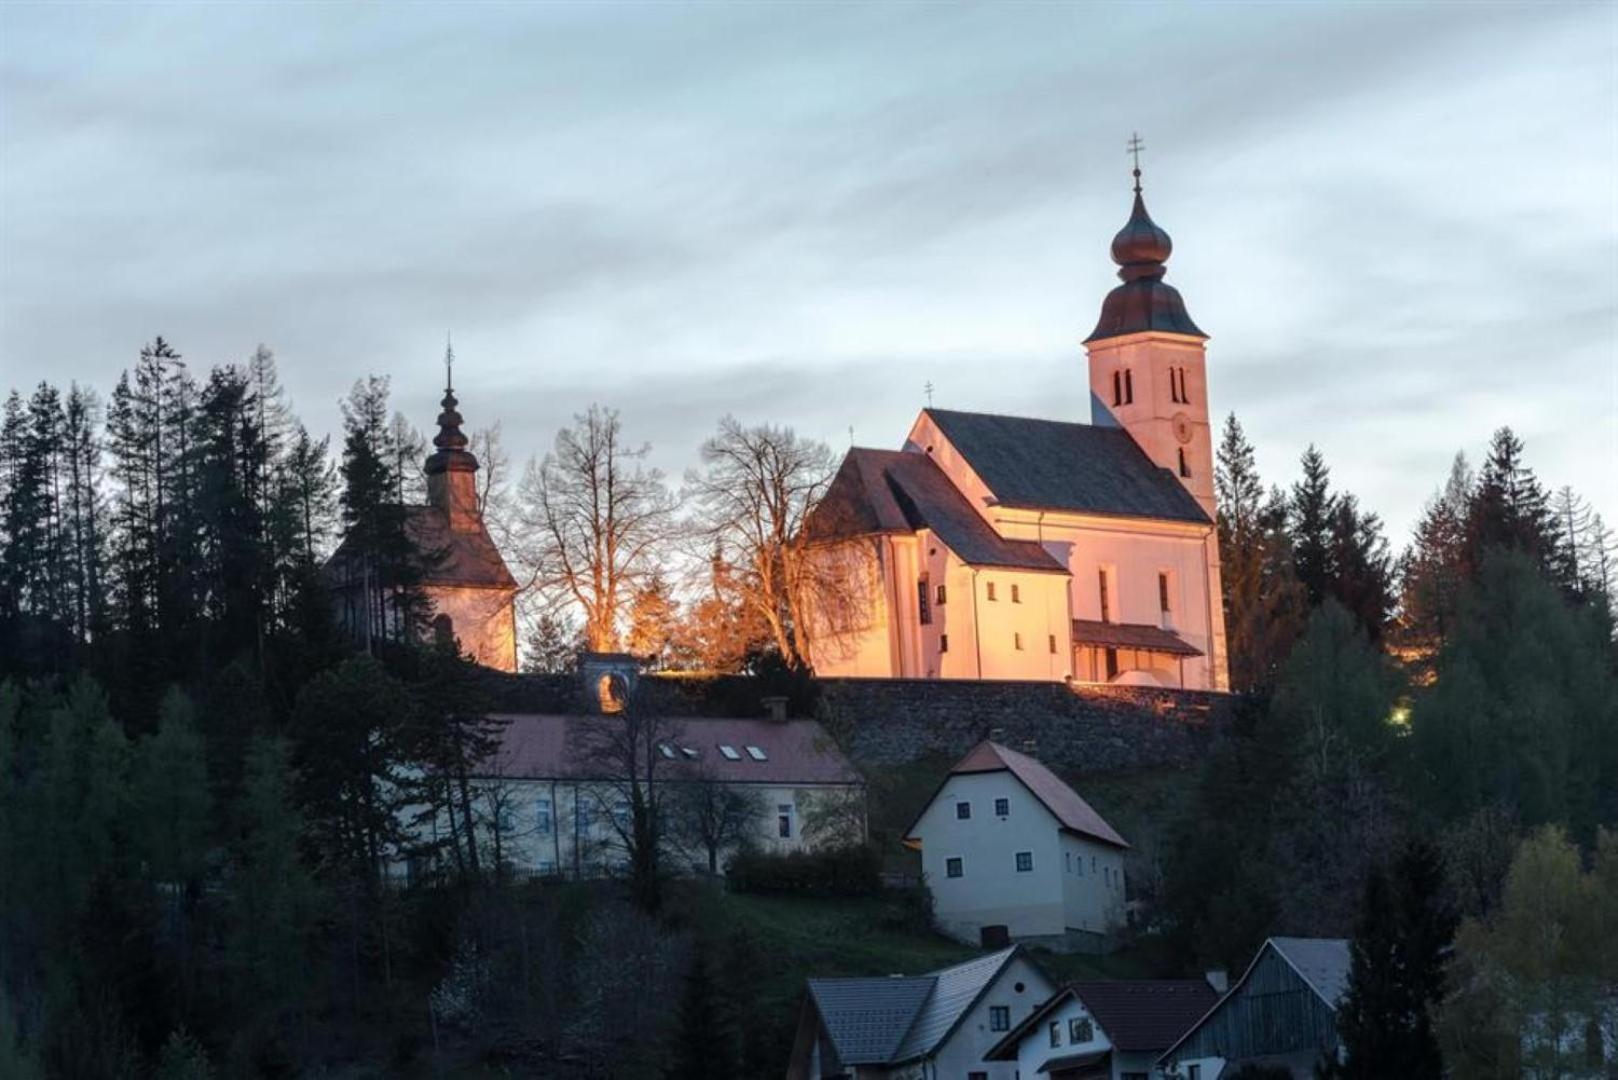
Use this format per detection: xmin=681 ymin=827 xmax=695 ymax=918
xmin=0 ymin=340 xmax=1615 ymax=1078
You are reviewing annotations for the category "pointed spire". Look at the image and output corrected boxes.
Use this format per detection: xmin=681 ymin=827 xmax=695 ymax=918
xmin=425 ymin=338 xmax=476 ymax=476
xmin=1084 ymin=147 xmax=1205 ymax=343
xmin=445 ymin=331 xmax=455 ymax=392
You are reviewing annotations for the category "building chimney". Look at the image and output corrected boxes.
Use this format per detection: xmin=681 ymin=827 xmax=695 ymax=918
xmin=1020 ymin=738 xmax=1038 ymax=757
xmin=988 ymin=726 xmax=1005 ymax=743
xmin=1204 ymin=969 xmax=1229 ymax=995
xmin=761 ymin=695 xmax=789 ymax=722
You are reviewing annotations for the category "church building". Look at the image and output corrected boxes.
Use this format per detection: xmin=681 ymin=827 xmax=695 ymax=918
xmin=325 ymin=365 xmax=520 ymax=671
xmin=806 ymin=170 xmax=1229 ymax=690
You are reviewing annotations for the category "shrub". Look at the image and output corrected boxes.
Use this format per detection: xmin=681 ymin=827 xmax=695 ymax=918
xmin=726 ymin=844 xmax=882 ymax=897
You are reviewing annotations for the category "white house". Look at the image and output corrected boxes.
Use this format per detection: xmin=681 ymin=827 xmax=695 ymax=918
xmin=400 ymin=659 xmax=867 ymax=880
xmin=982 ymin=980 xmax=1218 ymax=1080
xmin=786 ymin=946 xmax=1056 ymax=1080
xmin=904 ymin=741 xmax=1129 ymax=950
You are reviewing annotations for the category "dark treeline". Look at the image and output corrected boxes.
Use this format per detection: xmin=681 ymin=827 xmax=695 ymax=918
xmin=1164 ymin=416 xmax=1617 ymax=1077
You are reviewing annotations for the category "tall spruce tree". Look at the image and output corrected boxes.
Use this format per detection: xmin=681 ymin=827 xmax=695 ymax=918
xmin=1290 ymin=445 xmax=1337 ymax=607
xmin=1463 ymin=427 xmax=1557 ymax=579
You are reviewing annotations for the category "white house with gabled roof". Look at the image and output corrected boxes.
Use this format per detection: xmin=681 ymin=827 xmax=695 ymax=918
xmin=904 ymin=741 xmax=1129 ymax=950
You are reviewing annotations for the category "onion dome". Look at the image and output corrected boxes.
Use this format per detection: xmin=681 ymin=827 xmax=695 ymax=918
xmin=424 ymin=341 xmax=479 ymax=477
xmin=1085 ymin=169 xmax=1205 ymax=343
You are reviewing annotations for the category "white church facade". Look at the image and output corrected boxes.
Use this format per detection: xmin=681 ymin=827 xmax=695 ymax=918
xmin=806 ymin=172 xmax=1229 ymax=691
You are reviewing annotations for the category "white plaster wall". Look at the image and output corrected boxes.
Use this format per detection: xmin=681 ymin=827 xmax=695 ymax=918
xmin=1013 ymin=996 xmax=1114 ymax=1078
xmin=454 ymin=779 xmax=862 ymax=877
xmin=932 ymin=954 xmax=1055 ymax=1080
xmin=426 ymin=584 xmax=517 ymax=672
xmin=807 ymin=538 xmax=898 ymax=677
xmin=913 ymin=771 xmax=1068 ymax=942
xmin=1058 ymin=832 xmax=1128 ymax=934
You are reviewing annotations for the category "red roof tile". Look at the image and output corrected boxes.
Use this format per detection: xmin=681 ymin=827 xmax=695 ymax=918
xmin=1071 ymin=619 xmax=1201 ymax=657
xmin=917 ymin=741 xmax=1128 ymax=849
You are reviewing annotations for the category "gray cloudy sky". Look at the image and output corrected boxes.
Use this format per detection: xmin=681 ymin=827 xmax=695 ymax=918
xmin=1 ymin=1 xmax=1614 ymax=543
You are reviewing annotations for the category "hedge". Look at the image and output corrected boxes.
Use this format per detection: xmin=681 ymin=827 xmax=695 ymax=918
xmin=726 ymin=844 xmax=883 ymax=897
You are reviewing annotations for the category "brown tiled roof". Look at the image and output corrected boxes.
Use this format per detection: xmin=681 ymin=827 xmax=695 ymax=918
xmin=910 ymin=740 xmax=1128 ymax=849
xmin=480 ymin=714 xmax=862 ymax=786
xmin=325 ymin=505 xmax=517 ymax=590
xmin=1071 ymin=619 xmax=1202 ymax=657
xmin=922 ymin=409 xmax=1210 ymax=524
xmin=807 ymin=448 xmax=1066 ymax=573
xmin=1069 ymin=980 xmax=1217 ymax=1052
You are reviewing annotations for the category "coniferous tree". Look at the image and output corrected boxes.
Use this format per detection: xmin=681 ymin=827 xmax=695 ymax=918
xmin=62 ymin=383 xmax=107 ymax=644
xmin=521 ymin=612 xmax=581 ymax=674
xmin=1290 ymin=445 xmax=1337 ymax=607
xmin=1397 ymin=453 xmax=1472 ymax=666
xmin=1463 ymin=427 xmax=1557 ymax=579
xmin=1327 ymin=493 xmax=1395 ymax=640
xmin=669 ymin=949 xmax=739 ymax=1080
xmin=1217 ymin=416 xmax=1307 ymax=691
xmin=132 ymin=687 xmax=212 ymax=889
xmin=1324 ymin=840 xmax=1455 ymax=1079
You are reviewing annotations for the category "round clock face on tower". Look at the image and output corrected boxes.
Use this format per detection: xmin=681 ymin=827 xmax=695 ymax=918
xmin=1172 ymin=412 xmax=1194 ymax=444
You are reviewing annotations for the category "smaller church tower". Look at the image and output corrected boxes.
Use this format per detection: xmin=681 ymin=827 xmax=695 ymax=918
xmin=1084 ymin=160 xmax=1215 ymax=522
xmin=425 ymin=348 xmax=481 ymax=532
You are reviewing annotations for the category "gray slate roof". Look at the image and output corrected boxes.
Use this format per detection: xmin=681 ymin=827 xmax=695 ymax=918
xmin=923 ymin=409 xmax=1210 ymax=525
xmin=1270 ymin=937 xmax=1352 ymax=1009
xmin=808 ymin=448 xmax=1066 ymax=572
xmin=808 ymin=946 xmax=1020 ymax=1066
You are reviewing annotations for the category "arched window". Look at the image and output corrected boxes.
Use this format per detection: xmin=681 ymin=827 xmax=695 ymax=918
xmin=1178 ymin=447 xmax=1191 ymax=478
xmin=431 ymin=613 xmax=454 ymax=647
xmin=1112 ymin=370 xmax=1122 ymax=406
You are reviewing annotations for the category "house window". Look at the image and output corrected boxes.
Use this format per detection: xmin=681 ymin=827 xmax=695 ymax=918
xmin=1049 ymin=1021 xmax=1062 ymax=1048
xmin=1097 ymin=568 xmax=1111 ymax=623
xmin=719 ymin=745 xmax=741 ymax=760
xmin=1015 ymin=851 xmax=1033 ymax=872
xmin=939 ymin=633 xmax=949 ymax=653
xmin=989 ymin=1006 xmax=1010 ymax=1032
xmin=918 ymin=580 xmax=932 ymax=625
xmin=431 ymin=612 xmax=454 ymax=647
xmin=777 ymin=804 xmax=793 ymax=838
xmin=1014 ymin=632 xmax=1023 ymax=651
xmin=1091 ymin=856 xmax=1097 ymax=873
xmin=956 ymin=801 xmax=972 ymax=820
xmin=745 ymin=745 xmax=768 ymax=761
xmin=1069 ymin=1017 xmax=1094 ymax=1042
xmin=1075 ymin=854 xmax=1083 ymax=875
xmin=1179 ymin=447 xmax=1191 ymax=478
xmin=1010 ymin=583 xmax=1020 ymax=603
xmin=536 ymin=857 xmax=556 ymax=875
xmin=612 ymin=800 xmax=631 ymax=829
xmin=946 ymin=857 xmax=963 ymax=878
xmin=1159 ymin=572 xmax=1171 ymax=615
xmin=994 ymin=797 xmax=1009 ymax=817
xmin=1187 ymin=1067 xmax=1202 ymax=1080
xmin=986 ymin=582 xmax=997 ymax=601
xmin=1104 ymin=647 xmax=1119 ymax=680
xmin=535 ymin=798 xmax=553 ymax=835
xmin=936 ymin=583 xmax=947 ymax=605
xmin=969 ymin=1073 xmax=989 ymax=1080
xmin=1048 ymin=633 xmax=1057 ymax=654
xmin=1065 ymin=851 xmax=1071 ymax=871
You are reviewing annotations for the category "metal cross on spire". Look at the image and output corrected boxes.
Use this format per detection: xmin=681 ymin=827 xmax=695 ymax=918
xmin=924 ymin=380 xmax=935 ymax=407
xmin=1127 ymin=132 xmax=1145 ymax=192
xmin=444 ymin=331 xmax=455 ymax=392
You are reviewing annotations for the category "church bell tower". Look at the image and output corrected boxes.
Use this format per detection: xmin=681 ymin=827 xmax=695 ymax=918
xmin=425 ymin=343 xmax=481 ymax=533
xmin=1084 ymin=151 xmax=1216 ymax=522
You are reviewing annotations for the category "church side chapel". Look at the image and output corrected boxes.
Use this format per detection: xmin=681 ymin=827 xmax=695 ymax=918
xmin=324 ymin=362 xmax=520 ymax=671
xmin=806 ymin=161 xmax=1230 ymax=690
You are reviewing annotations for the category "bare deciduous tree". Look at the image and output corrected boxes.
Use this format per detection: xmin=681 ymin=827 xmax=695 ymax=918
xmin=570 ymin=691 xmax=683 ymax=912
xmin=517 ymin=406 xmax=678 ymax=652
xmin=686 ymin=416 xmax=857 ymax=669
xmin=667 ymin=769 xmax=765 ymax=874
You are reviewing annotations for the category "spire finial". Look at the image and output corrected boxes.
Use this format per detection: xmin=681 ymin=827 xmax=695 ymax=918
xmin=1127 ymin=132 xmax=1145 ymax=194
xmin=444 ymin=331 xmax=455 ymax=392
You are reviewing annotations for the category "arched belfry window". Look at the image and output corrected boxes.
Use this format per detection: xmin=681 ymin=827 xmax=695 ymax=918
xmin=1112 ymin=371 xmax=1123 ymax=407
xmin=1124 ymin=370 xmax=1134 ymax=404
xmin=1178 ymin=448 xmax=1191 ymax=478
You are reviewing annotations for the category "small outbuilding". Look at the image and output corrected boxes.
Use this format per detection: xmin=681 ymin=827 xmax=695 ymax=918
xmin=1157 ymin=936 xmax=1350 ymax=1079
xmin=904 ymin=740 xmax=1129 ymax=950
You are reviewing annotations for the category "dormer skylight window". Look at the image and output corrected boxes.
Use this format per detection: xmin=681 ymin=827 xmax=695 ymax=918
xmin=658 ymin=743 xmax=676 ymax=759
xmin=680 ymin=747 xmax=699 ymax=759
xmin=745 ymin=746 xmax=768 ymax=761
xmin=718 ymin=745 xmax=741 ymax=761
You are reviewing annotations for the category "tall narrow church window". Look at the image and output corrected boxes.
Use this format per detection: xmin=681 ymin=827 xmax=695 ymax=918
xmin=939 ymin=634 xmax=949 ymax=654
xmin=1098 ymin=569 xmax=1111 ymax=623
xmin=1112 ymin=371 xmax=1122 ymax=406
xmin=918 ymin=580 xmax=932 ymax=625
xmin=1178 ymin=447 xmax=1191 ymax=478
xmin=1014 ymin=632 xmax=1024 ymax=651
xmin=1048 ymin=634 xmax=1057 ymax=654
xmin=986 ymin=582 xmax=997 ymax=602
xmin=936 ymin=583 xmax=947 ymax=605
xmin=1010 ymin=583 xmax=1021 ymax=603
xmin=432 ymin=613 xmax=454 ymax=647
xmin=1124 ymin=369 xmax=1134 ymax=404
xmin=1159 ymin=572 xmax=1171 ymax=615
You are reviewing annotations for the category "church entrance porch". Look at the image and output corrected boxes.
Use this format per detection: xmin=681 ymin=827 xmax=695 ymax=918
xmin=1071 ymin=618 xmax=1201 ymax=689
